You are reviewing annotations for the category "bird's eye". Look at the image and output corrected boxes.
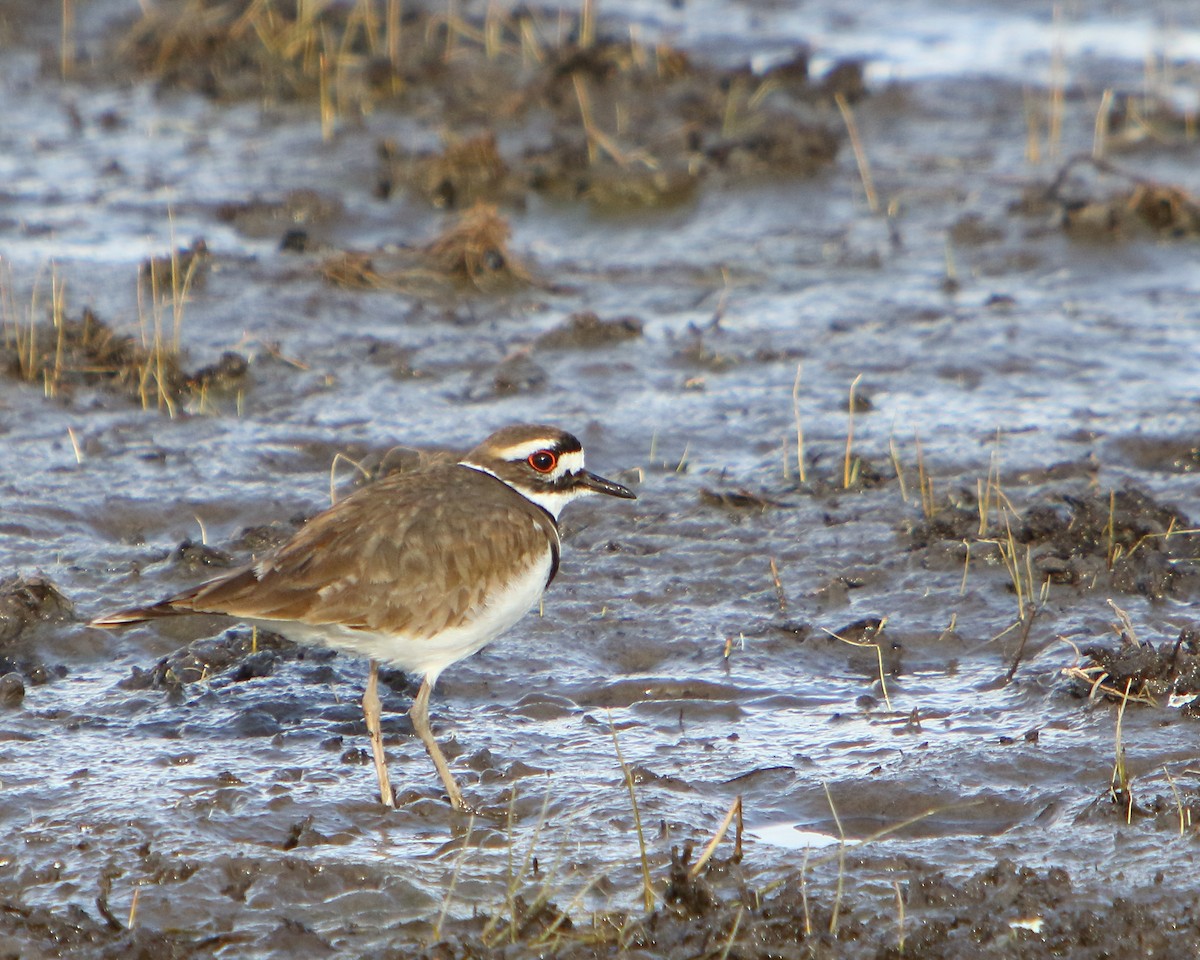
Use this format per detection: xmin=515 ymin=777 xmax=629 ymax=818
xmin=528 ymin=450 xmax=557 ymax=473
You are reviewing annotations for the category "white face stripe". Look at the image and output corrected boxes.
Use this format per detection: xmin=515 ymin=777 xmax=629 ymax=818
xmin=548 ymin=449 xmax=585 ymax=481
xmin=489 ymin=438 xmax=586 ymax=469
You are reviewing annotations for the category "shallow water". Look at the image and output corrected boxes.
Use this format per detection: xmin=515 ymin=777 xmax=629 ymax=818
xmin=2 ymin=0 xmax=1200 ymax=955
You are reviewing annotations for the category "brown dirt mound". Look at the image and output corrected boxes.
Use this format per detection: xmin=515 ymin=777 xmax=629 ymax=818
xmin=909 ymin=486 xmax=1200 ymax=600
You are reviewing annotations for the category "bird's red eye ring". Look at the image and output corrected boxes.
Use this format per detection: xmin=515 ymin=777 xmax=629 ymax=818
xmin=528 ymin=450 xmax=557 ymax=473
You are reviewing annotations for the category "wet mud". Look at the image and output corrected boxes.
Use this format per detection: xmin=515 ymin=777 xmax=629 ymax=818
xmin=3 ymin=0 xmax=1200 ymax=956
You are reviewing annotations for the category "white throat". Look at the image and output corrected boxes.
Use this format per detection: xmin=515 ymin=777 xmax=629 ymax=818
xmin=458 ymin=461 xmax=589 ymax=521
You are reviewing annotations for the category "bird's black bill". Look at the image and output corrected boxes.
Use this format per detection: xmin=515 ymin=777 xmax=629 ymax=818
xmin=580 ymin=470 xmax=637 ymax=499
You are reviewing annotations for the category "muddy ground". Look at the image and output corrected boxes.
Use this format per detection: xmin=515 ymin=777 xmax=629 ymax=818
xmin=1 ymin=0 xmax=1200 ymax=956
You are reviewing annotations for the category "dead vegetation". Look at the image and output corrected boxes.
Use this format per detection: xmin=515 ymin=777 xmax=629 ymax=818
xmin=909 ymin=484 xmax=1200 ymax=601
xmin=321 ymin=202 xmax=531 ymax=294
xmin=115 ymin=0 xmax=844 ymax=212
xmin=1065 ymin=623 xmax=1200 ymax=715
xmin=1033 ymin=155 xmax=1200 ymax=240
xmin=1 ymin=251 xmax=247 ymax=414
xmin=1102 ymin=88 xmax=1200 ymax=153
xmin=13 ymin=840 xmax=1193 ymax=959
xmin=1 ymin=301 xmax=247 ymax=414
xmin=379 ymin=131 xmax=518 ymax=209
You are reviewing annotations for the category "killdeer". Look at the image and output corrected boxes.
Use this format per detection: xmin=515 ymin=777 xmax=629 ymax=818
xmin=92 ymin=424 xmax=636 ymax=811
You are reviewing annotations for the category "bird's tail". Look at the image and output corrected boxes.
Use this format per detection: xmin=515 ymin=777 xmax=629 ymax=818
xmin=90 ymin=601 xmax=184 ymax=628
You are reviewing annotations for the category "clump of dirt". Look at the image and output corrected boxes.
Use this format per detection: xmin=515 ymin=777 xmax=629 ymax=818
xmin=322 ymin=203 xmax=531 ymax=295
xmin=1065 ymin=625 xmax=1200 ymax=715
xmin=1036 ymin=156 xmax=1200 ymax=240
xmin=786 ymin=454 xmax=891 ymax=496
xmin=703 ymin=121 xmax=840 ymax=178
xmin=909 ymin=486 xmax=1199 ymax=599
xmin=1110 ymin=435 xmax=1200 ymax=474
xmin=535 ymin=311 xmax=643 ymax=350
xmin=0 ymin=672 xmax=25 ymax=707
xmin=667 ymin=323 xmax=806 ymax=372
xmin=424 ymin=203 xmax=531 ymax=290
xmin=0 ymin=574 xmax=73 ymax=645
xmin=0 ymin=300 xmax=249 ymax=412
xmin=119 ymin=627 xmax=309 ymax=696
xmin=0 ymin=895 xmax=233 ymax=960
xmin=0 ymin=576 xmax=71 ymax=690
xmin=698 ymin=488 xmax=790 ymax=512
xmin=487 ymin=349 xmax=546 ymax=396
xmin=1104 ymin=91 xmax=1200 ymax=153
xmin=577 ymin=166 xmax=700 ymax=211
xmin=170 ymin=539 xmax=239 ymax=573
xmin=217 ymin=189 xmax=343 ymax=240
xmin=140 ymin=238 xmax=209 ymax=292
xmin=464 ymin=348 xmax=548 ymax=401
xmin=662 ymin=844 xmax=722 ymax=916
xmin=378 ymin=132 xmax=520 ymax=208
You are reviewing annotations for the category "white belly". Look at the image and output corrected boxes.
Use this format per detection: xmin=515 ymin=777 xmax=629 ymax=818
xmin=252 ymin=548 xmax=553 ymax=685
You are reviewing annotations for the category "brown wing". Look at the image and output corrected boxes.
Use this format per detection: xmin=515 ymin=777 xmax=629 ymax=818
xmin=103 ymin=465 xmax=558 ymax=639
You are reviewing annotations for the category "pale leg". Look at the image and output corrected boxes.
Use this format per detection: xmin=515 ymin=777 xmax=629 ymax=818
xmin=409 ymin=676 xmax=466 ymax=811
xmin=363 ymin=659 xmax=395 ymax=808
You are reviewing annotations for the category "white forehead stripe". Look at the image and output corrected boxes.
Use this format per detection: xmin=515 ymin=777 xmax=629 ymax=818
xmin=489 ymin=438 xmax=586 ymax=466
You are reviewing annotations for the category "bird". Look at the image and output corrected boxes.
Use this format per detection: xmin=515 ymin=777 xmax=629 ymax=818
xmin=92 ymin=424 xmax=637 ymax=811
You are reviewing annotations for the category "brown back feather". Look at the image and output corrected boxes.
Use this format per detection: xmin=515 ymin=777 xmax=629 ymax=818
xmin=139 ymin=463 xmax=558 ymax=638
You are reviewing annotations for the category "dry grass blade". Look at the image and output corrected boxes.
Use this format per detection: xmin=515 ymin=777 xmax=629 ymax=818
xmin=888 ymin=428 xmax=907 ymax=503
xmin=1094 ymin=87 xmax=1114 ymax=158
xmin=843 ymin=373 xmax=863 ymax=489
xmin=1162 ymin=765 xmax=1188 ymax=837
xmin=974 ymin=502 xmax=1046 ymax=683
xmin=791 ymin=362 xmax=807 ymax=484
xmin=329 ymin=451 xmax=372 ymax=506
xmin=61 ymin=0 xmax=76 ymax=80
xmin=717 ymin=906 xmax=744 ymax=960
xmin=609 ymin=712 xmax=654 ymax=912
xmin=835 ymin=92 xmax=878 ymax=213
xmin=688 ymin=796 xmax=743 ymax=879
xmin=126 ymin=886 xmax=140 ymax=930
xmin=482 ymin=781 xmax=555 ymax=946
xmin=823 ymin=782 xmax=847 ymax=935
xmin=769 ymin=559 xmax=787 ymax=614
xmin=1110 ymin=676 xmax=1135 ymax=823
xmin=893 ymin=879 xmax=905 ymax=953
xmin=977 ymin=437 xmax=1001 ymax=536
xmin=571 ymin=74 xmax=645 ymax=169
xmin=386 ymin=0 xmax=402 ymax=69
xmin=915 ymin=430 xmax=935 ymax=519
xmin=579 ymin=0 xmax=595 ymax=49
xmin=433 ymin=813 xmax=476 ymax=941
xmin=823 ymin=621 xmax=893 ymax=712
xmin=1048 ymin=3 xmax=1065 ymax=160
xmin=1107 ymin=598 xmax=1139 ymax=646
